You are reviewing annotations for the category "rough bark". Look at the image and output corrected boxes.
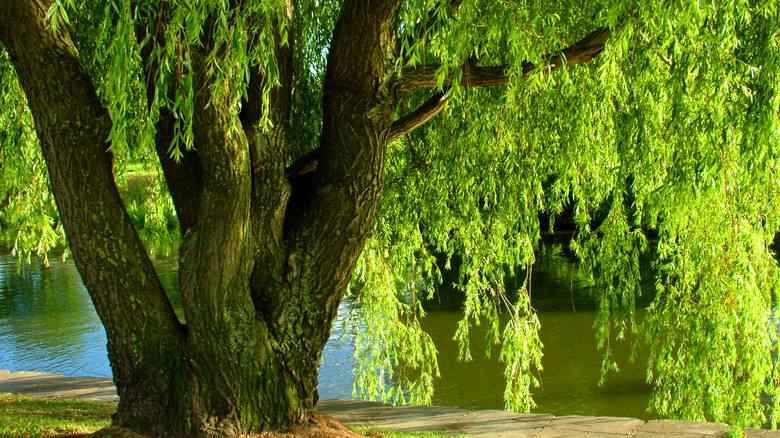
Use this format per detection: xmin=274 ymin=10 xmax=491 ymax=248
xmin=275 ymin=0 xmax=405 ymax=379
xmin=397 ymin=26 xmax=611 ymax=93
xmin=243 ymin=0 xmax=295 ymax=325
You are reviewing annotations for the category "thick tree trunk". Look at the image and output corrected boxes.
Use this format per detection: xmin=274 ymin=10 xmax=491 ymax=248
xmin=0 ymin=0 xmax=189 ymax=434
xmin=0 ymin=0 xmax=402 ymax=436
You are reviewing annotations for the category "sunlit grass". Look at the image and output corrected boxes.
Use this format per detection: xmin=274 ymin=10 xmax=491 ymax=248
xmin=0 ymin=393 xmax=449 ymax=438
xmin=0 ymin=393 xmax=113 ymax=438
xmin=358 ymin=428 xmax=451 ymax=438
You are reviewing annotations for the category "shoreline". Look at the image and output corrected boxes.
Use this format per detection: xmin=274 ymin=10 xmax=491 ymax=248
xmin=1 ymin=369 xmax=776 ymax=437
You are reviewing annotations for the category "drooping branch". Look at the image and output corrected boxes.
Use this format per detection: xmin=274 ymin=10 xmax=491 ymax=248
xmin=397 ymin=26 xmax=612 ymax=93
xmin=398 ymin=0 xmax=463 ymax=55
xmin=290 ymin=26 xmax=612 ymax=168
xmin=134 ymin=5 xmax=203 ymax=233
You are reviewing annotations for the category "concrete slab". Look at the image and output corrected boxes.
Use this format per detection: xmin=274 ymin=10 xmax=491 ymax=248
xmin=632 ymin=432 xmax=705 ymax=438
xmin=533 ymin=430 xmax=630 ymax=438
xmin=318 ymin=399 xmax=389 ymax=424
xmin=543 ymin=415 xmax=644 ymax=435
xmin=0 ymin=370 xmax=67 ymax=394
xmin=4 ymin=370 xmax=780 ymax=437
xmin=456 ymin=411 xmax=554 ymax=437
xmin=0 ymin=370 xmax=118 ymax=402
xmin=42 ymin=378 xmax=117 ymax=402
xmin=746 ymin=429 xmax=780 ymax=437
xmin=366 ymin=405 xmax=470 ymax=434
xmin=633 ymin=419 xmax=728 ymax=436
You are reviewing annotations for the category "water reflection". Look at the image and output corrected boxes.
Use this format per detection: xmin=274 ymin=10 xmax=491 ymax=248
xmin=422 ymin=310 xmax=654 ymax=419
xmin=0 ymin=243 xmax=657 ymax=419
xmin=0 ymin=256 xmax=110 ymax=377
xmin=0 ymin=252 xmax=358 ymax=398
xmin=419 ymin=243 xmax=656 ymax=420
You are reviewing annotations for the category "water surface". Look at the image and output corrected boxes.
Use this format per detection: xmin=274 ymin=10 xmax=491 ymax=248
xmin=0 ymin=244 xmax=656 ymax=419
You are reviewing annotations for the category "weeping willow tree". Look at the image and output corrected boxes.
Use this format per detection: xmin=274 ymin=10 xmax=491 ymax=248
xmin=1 ymin=0 xmax=780 ymax=436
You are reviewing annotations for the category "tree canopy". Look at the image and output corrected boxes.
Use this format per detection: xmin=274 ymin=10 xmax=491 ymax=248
xmin=1 ymin=0 xmax=780 ymax=435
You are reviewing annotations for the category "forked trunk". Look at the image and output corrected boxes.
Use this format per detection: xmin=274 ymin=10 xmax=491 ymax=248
xmin=111 ymin=306 xmax=334 ymax=437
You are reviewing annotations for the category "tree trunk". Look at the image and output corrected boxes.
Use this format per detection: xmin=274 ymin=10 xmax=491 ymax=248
xmin=0 ymin=0 xmax=190 ymax=434
xmin=0 ymin=0 xmax=403 ymax=436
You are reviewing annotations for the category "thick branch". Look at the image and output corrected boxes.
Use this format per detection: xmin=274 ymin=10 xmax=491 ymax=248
xmin=179 ymin=19 xmax=255 ymax=328
xmin=243 ymin=0 xmax=295 ymax=321
xmin=277 ymin=0 xmax=405 ymax=361
xmin=398 ymin=26 xmax=611 ymax=93
xmin=134 ymin=5 xmax=203 ymax=233
xmin=153 ymin=121 xmax=203 ymax=235
xmin=239 ymin=0 xmax=293 ymax=171
xmin=387 ymin=26 xmax=612 ymax=140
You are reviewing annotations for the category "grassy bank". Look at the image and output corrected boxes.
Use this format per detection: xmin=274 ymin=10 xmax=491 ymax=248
xmin=0 ymin=393 xmax=112 ymax=437
xmin=0 ymin=394 xmax=449 ymax=438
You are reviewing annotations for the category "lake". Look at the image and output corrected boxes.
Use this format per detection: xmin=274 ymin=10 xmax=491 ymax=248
xmin=0 ymin=242 xmax=659 ymax=420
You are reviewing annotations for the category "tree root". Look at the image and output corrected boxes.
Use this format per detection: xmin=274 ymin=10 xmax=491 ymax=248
xmin=258 ymin=412 xmax=373 ymax=438
xmin=56 ymin=412 xmax=382 ymax=438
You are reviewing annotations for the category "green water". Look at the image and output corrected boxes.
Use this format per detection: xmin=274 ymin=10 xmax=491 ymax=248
xmin=424 ymin=310 xmax=654 ymax=419
xmin=418 ymin=243 xmax=657 ymax=419
xmin=0 ymin=243 xmax=658 ymax=420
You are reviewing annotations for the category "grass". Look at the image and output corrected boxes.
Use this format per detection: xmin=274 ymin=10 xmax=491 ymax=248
xmin=358 ymin=428 xmax=451 ymax=438
xmin=0 ymin=393 xmax=113 ymax=438
xmin=0 ymin=394 xmax=450 ymax=438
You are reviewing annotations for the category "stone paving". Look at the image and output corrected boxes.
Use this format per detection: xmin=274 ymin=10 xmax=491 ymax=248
xmin=2 ymin=369 xmax=779 ymax=437
xmin=316 ymin=399 xmax=752 ymax=437
xmin=0 ymin=370 xmax=117 ymax=403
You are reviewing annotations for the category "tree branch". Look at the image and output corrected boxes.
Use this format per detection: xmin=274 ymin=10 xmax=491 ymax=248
xmin=239 ymin=0 xmax=293 ymax=171
xmin=277 ymin=0 xmax=406 ymax=354
xmin=153 ymin=115 xmax=203 ymax=234
xmin=387 ymin=26 xmax=612 ymax=141
xmin=388 ymin=91 xmax=450 ymax=143
xmin=285 ymin=147 xmax=320 ymax=180
xmin=243 ymin=0 xmax=296 ymax=321
xmin=397 ymin=26 xmax=611 ymax=93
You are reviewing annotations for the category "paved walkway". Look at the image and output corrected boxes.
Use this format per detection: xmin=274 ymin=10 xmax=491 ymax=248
xmin=1 ymin=369 xmax=778 ymax=437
